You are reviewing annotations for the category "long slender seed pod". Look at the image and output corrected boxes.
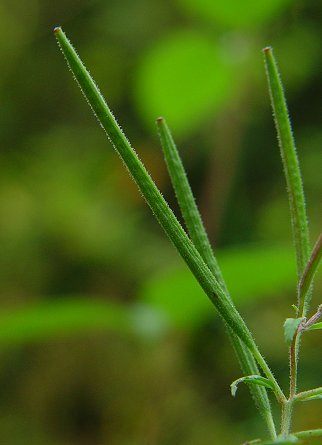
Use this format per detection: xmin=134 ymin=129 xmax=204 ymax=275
xmin=54 ymin=27 xmax=286 ymax=404
xmin=263 ymin=47 xmax=310 ymax=317
xmin=156 ymin=117 xmax=227 ymax=292
xmin=156 ymin=118 xmax=276 ymax=437
xmin=263 ymin=46 xmax=313 ymax=435
xmin=299 ymin=233 xmax=322 ymax=306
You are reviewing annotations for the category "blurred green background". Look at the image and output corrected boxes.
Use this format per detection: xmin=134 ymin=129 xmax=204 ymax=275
xmin=0 ymin=0 xmax=321 ymax=443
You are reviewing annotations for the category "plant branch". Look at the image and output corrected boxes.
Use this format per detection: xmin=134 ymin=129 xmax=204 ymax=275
xmin=289 ymin=334 xmax=298 ymax=400
xmin=300 ymin=304 xmax=322 ymax=331
xmin=280 ymin=399 xmax=293 ymax=436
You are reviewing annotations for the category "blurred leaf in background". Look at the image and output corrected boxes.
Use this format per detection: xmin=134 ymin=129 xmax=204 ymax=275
xmin=134 ymin=30 xmax=238 ymax=135
xmin=140 ymin=244 xmax=296 ymax=328
xmin=177 ymin=0 xmax=293 ymax=28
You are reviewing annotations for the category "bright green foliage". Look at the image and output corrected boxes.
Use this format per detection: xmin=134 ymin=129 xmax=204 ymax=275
xmin=0 ymin=299 xmax=168 ymax=345
xmin=0 ymin=299 xmax=132 ymax=344
xmin=135 ymin=31 xmax=235 ymax=135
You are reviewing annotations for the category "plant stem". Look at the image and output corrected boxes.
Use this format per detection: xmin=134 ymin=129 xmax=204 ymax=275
xmin=282 ymin=324 xmax=307 ymax=435
xmin=55 ymin=27 xmax=286 ymax=406
xmin=300 ymin=304 xmax=322 ymax=331
xmin=231 ymin=336 xmax=277 ymax=438
xmin=289 ymin=334 xmax=298 ymax=400
xmin=251 ymin=348 xmax=285 ymax=404
xmin=280 ymin=399 xmax=293 ymax=436
xmin=282 ymin=333 xmax=299 ymax=435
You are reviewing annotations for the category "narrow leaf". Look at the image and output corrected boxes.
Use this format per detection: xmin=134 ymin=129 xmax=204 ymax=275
xmin=308 ymin=322 xmax=322 ymax=331
xmin=242 ymin=440 xmax=261 ymax=445
xmin=299 ymin=233 xmax=322 ymax=304
xmin=231 ymin=334 xmax=276 ymax=437
xmin=231 ymin=375 xmax=274 ymax=397
xmin=263 ymin=47 xmax=310 ymax=315
xmin=283 ymin=318 xmax=303 ymax=345
xmin=299 ymin=395 xmax=322 ymax=401
xmin=294 ymin=429 xmax=322 ymax=439
xmin=156 ymin=117 xmax=227 ymax=292
xmin=157 ymin=119 xmax=275 ymax=429
xmin=301 ymin=304 xmax=322 ymax=330
xmin=156 ymin=117 xmax=275 ymax=435
xmin=294 ymin=387 xmax=322 ymax=402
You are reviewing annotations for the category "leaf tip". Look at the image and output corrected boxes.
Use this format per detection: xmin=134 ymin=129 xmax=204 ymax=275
xmin=156 ymin=116 xmax=165 ymax=124
xmin=263 ymin=46 xmax=272 ymax=55
xmin=53 ymin=26 xmax=62 ymax=34
xmin=230 ymin=382 xmax=237 ymax=397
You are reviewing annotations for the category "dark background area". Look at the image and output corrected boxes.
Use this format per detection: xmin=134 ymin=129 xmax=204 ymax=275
xmin=0 ymin=0 xmax=321 ymax=443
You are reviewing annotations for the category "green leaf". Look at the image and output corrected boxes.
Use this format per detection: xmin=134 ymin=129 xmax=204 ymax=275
xmin=308 ymin=322 xmax=322 ymax=331
xmin=231 ymin=375 xmax=274 ymax=397
xmin=135 ymin=30 xmax=235 ymax=135
xmin=0 ymin=299 xmax=170 ymax=346
xmin=283 ymin=318 xmax=303 ymax=345
xmin=0 ymin=299 xmax=132 ymax=345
